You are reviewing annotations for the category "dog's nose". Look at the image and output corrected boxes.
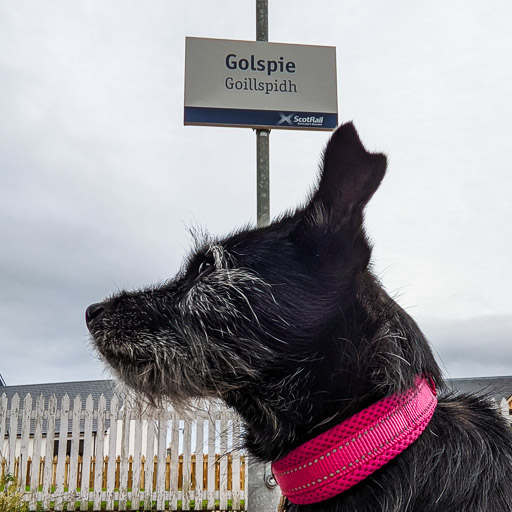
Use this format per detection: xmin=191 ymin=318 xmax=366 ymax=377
xmin=86 ymin=302 xmax=105 ymax=326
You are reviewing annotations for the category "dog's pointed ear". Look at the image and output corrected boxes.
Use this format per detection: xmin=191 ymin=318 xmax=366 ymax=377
xmin=302 ymin=122 xmax=387 ymax=234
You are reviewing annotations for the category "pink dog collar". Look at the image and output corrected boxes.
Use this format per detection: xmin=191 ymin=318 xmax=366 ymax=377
xmin=272 ymin=376 xmax=437 ymax=505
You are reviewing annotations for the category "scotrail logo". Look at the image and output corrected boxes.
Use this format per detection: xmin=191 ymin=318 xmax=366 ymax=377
xmin=277 ymin=112 xmax=324 ymax=127
xmin=277 ymin=112 xmax=295 ymax=126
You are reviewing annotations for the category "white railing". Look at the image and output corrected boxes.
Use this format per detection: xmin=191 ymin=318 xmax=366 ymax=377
xmin=0 ymin=392 xmax=247 ymax=511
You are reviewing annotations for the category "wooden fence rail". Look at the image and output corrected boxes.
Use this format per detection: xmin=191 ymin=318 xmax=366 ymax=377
xmin=0 ymin=392 xmax=248 ymax=511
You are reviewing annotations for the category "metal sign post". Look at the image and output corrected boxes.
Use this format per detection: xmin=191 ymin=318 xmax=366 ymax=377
xmin=256 ymin=0 xmax=270 ymax=227
xmin=254 ymin=4 xmax=279 ymax=507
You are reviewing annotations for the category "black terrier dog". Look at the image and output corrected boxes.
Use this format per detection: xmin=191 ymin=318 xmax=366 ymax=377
xmin=87 ymin=123 xmax=512 ymax=511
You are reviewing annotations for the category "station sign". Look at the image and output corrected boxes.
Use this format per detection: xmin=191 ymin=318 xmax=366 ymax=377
xmin=184 ymin=37 xmax=338 ymax=130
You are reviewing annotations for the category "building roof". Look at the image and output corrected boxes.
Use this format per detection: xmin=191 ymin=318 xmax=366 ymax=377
xmin=0 ymin=379 xmax=120 ymax=435
xmin=446 ymin=376 xmax=512 ymax=404
xmin=0 ymin=379 xmax=117 ymax=403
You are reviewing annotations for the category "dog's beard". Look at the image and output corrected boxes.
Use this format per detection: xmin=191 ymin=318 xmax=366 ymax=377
xmin=88 ymin=266 xmax=283 ymax=409
xmin=90 ymin=327 xmax=197 ymax=407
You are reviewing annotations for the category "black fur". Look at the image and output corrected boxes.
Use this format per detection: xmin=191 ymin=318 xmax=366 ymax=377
xmin=87 ymin=123 xmax=512 ymax=511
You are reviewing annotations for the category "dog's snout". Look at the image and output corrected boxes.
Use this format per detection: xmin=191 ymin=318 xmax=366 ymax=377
xmin=86 ymin=302 xmax=105 ymax=326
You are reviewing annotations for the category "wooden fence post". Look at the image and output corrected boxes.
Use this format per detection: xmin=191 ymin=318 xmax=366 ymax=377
xmin=118 ymin=403 xmax=130 ymax=511
xmin=93 ymin=394 xmax=106 ymax=510
xmin=42 ymin=394 xmax=57 ymax=509
xmin=106 ymin=394 xmax=119 ymax=510
xmin=0 ymin=394 xmax=8 ymax=464
xmin=207 ymin=404 xmax=217 ymax=510
xmin=143 ymin=422 xmax=155 ymax=510
xmin=54 ymin=394 xmax=70 ymax=511
xmin=156 ymin=414 xmax=168 ymax=510
xmin=29 ymin=394 xmax=44 ymax=509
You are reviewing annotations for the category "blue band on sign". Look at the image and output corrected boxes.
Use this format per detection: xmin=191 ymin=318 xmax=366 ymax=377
xmin=184 ymin=107 xmax=337 ymax=130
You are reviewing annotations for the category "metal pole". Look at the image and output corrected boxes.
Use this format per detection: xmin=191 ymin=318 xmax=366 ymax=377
xmin=256 ymin=0 xmax=270 ymax=228
xmin=249 ymin=2 xmax=281 ymax=511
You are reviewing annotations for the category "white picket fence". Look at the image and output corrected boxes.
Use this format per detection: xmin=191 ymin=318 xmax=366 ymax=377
xmin=0 ymin=392 xmax=247 ymax=511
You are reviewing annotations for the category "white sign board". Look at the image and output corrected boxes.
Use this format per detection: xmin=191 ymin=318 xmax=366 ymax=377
xmin=184 ymin=37 xmax=338 ymax=130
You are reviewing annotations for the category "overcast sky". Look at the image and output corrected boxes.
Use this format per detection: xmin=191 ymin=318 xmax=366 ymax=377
xmin=1 ymin=1 xmax=511 ymax=386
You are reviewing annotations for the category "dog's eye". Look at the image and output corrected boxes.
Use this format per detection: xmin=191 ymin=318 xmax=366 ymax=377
xmin=197 ymin=259 xmax=214 ymax=278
